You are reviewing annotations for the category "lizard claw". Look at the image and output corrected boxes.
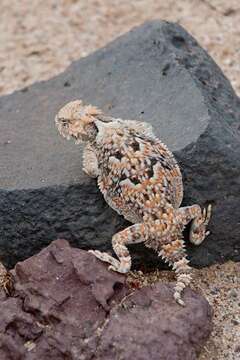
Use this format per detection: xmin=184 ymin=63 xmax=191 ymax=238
xmin=88 ymin=249 xmax=103 ymax=258
xmin=203 ymin=204 xmax=212 ymax=225
xmin=108 ymin=264 xmax=130 ymax=274
xmin=108 ymin=265 xmax=117 ymax=272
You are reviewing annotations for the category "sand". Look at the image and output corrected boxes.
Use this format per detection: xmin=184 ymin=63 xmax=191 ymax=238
xmin=1 ymin=0 xmax=240 ymax=96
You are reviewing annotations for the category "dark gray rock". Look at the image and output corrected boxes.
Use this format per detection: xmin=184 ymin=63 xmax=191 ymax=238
xmin=0 ymin=20 xmax=239 ymax=268
xmin=0 ymin=239 xmax=212 ymax=360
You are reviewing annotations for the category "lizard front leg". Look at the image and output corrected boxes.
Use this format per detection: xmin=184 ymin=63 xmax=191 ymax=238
xmin=82 ymin=143 xmax=99 ymax=178
xmin=89 ymin=223 xmax=146 ymax=273
xmin=177 ymin=204 xmax=212 ymax=245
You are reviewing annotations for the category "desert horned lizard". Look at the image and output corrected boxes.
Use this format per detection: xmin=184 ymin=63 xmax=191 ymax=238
xmin=55 ymin=100 xmax=211 ymax=306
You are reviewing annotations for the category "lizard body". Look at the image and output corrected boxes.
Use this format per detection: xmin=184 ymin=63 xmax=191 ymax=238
xmin=55 ymin=100 xmax=211 ymax=305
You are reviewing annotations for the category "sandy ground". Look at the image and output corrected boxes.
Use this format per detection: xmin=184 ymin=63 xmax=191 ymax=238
xmin=0 ymin=1 xmax=240 ymax=359
xmin=1 ymin=0 xmax=240 ymax=96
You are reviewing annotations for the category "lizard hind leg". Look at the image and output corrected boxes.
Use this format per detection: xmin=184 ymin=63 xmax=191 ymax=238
xmin=159 ymin=238 xmax=192 ymax=306
xmin=88 ymin=223 xmax=146 ymax=274
xmin=190 ymin=204 xmax=211 ymax=245
xmin=177 ymin=204 xmax=212 ymax=246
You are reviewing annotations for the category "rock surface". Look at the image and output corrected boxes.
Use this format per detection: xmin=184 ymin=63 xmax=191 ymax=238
xmin=0 ymin=239 xmax=212 ymax=360
xmin=0 ymin=20 xmax=239 ymax=268
xmin=0 ymin=239 xmax=127 ymax=360
xmin=97 ymin=285 xmax=212 ymax=360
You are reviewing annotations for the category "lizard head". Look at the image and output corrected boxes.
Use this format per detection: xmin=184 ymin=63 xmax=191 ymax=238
xmin=55 ymin=100 xmax=102 ymax=143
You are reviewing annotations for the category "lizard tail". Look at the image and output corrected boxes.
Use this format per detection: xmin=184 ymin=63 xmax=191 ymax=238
xmin=172 ymin=257 xmax=192 ymax=306
xmin=158 ymin=238 xmax=192 ymax=306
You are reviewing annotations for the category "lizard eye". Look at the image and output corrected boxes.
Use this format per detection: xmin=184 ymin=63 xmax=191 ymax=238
xmin=60 ymin=118 xmax=68 ymax=127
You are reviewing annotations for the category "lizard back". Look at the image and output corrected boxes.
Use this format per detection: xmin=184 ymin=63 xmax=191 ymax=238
xmin=95 ymin=120 xmax=183 ymax=223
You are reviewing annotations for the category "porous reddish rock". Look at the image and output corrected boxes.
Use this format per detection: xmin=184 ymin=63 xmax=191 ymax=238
xmin=0 ymin=239 xmax=212 ymax=359
xmin=0 ymin=239 xmax=127 ymax=359
xmin=96 ymin=283 xmax=213 ymax=360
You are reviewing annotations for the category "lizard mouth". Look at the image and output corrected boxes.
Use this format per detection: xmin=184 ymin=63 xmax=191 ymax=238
xmin=72 ymin=133 xmax=84 ymax=144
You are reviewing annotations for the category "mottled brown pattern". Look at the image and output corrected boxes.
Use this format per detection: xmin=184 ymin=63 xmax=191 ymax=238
xmin=55 ymin=100 xmax=212 ymax=306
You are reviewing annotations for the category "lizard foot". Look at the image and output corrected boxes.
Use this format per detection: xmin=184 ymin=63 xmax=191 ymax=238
xmin=189 ymin=204 xmax=212 ymax=245
xmin=88 ymin=250 xmax=129 ymax=274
